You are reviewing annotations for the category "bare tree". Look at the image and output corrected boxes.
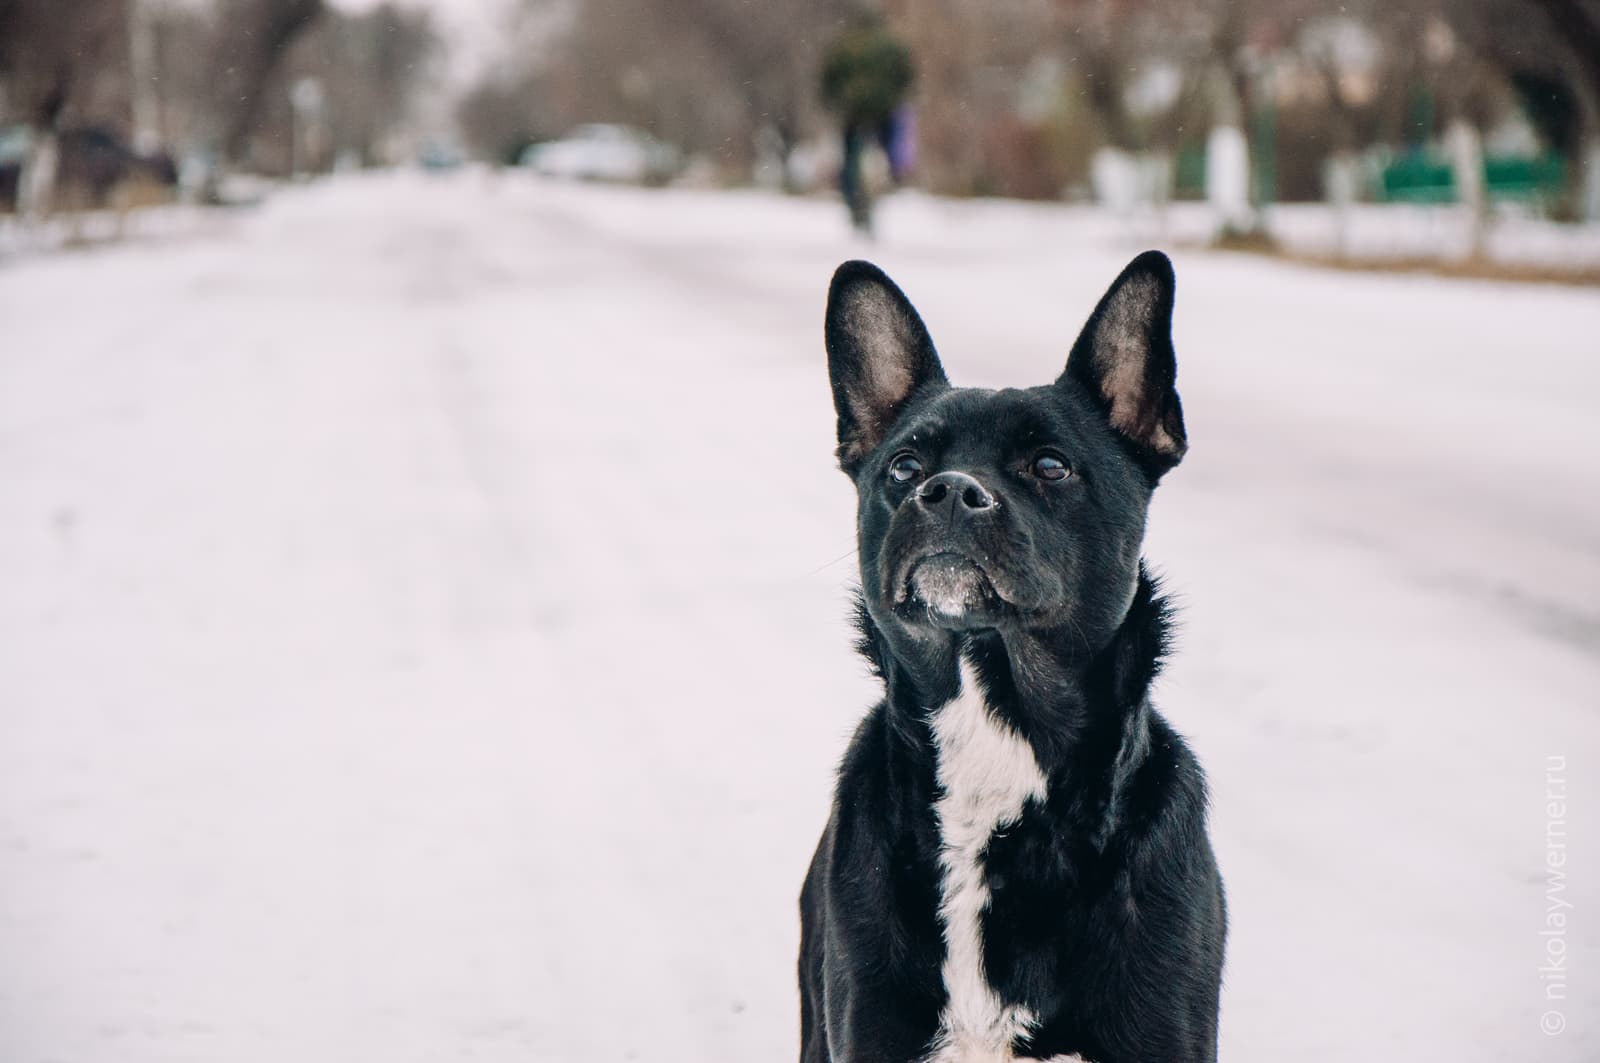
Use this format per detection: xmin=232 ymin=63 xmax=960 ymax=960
xmin=887 ymin=0 xmax=1065 ymax=196
xmin=672 ymin=0 xmax=857 ymax=186
xmin=285 ymin=2 xmax=440 ymax=167
xmin=210 ymin=0 xmax=326 ymax=165
xmin=1050 ymin=0 xmax=1178 ymax=152
xmin=0 ymin=0 xmax=129 ymax=129
xmin=463 ymin=0 xmax=856 ymax=180
xmin=1446 ymin=0 xmax=1600 ymax=218
xmin=0 ymin=0 xmax=129 ymax=216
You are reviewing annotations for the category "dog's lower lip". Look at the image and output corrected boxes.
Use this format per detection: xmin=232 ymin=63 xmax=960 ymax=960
xmin=900 ymin=552 xmax=1001 ymax=619
xmin=899 ymin=552 xmax=982 ymax=597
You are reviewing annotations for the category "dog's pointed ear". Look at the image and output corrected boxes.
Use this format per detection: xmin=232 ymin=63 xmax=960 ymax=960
xmin=1061 ymin=250 xmax=1187 ymax=479
xmin=825 ymin=260 xmax=947 ymax=475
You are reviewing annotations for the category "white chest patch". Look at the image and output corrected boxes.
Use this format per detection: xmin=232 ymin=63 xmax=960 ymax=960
xmin=924 ymin=660 xmax=1085 ymax=1063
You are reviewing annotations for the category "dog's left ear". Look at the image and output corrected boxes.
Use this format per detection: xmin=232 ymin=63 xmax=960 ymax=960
xmin=826 ymin=260 xmax=947 ymax=475
xmin=1061 ymin=250 xmax=1187 ymax=479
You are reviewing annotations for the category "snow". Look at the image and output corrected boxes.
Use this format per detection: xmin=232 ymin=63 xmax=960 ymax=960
xmin=0 ymin=203 xmax=223 ymax=259
xmin=2 ymin=170 xmax=1598 ymax=1063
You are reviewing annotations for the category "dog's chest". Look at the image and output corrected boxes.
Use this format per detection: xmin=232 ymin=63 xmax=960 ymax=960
xmin=925 ymin=662 xmax=1083 ymax=1063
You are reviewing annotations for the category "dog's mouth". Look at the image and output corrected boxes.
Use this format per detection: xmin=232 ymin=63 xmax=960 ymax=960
xmin=896 ymin=552 xmax=1005 ymax=624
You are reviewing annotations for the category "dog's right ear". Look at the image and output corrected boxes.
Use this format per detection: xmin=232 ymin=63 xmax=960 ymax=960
xmin=825 ymin=261 xmax=947 ymax=476
xmin=1060 ymin=250 xmax=1187 ymax=480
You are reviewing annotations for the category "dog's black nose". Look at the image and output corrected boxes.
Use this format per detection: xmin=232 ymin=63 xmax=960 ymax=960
xmin=917 ymin=471 xmax=995 ymax=511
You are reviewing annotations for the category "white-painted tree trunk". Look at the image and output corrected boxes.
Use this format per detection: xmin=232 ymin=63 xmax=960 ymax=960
xmin=16 ymin=131 xmax=59 ymax=224
xmin=1445 ymin=119 xmax=1486 ymax=259
xmin=1323 ymin=149 xmax=1361 ymax=259
xmin=1090 ymin=147 xmax=1140 ymax=216
xmin=1582 ymin=137 xmax=1600 ymax=223
xmin=1206 ymin=125 xmax=1251 ymax=235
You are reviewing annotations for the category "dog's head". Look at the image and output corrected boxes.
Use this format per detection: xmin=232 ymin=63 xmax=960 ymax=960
xmin=826 ymin=252 xmax=1185 ymax=647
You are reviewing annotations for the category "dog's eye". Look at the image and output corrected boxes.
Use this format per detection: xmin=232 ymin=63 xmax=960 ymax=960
xmin=1032 ymin=453 xmax=1071 ymax=481
xmin=888 ymin=454 xmax=924 ymax=483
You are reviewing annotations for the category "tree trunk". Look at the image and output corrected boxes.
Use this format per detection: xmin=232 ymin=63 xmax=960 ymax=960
xmin=17 ymin=130 xmax=59 ymax=223
xmin=218 ymin=0 xmax=325 ymax=166
xmin=1324 ymin=149 xmax=1361 ymax=259
xmin=1445 ymin=118 xmax=1487 ymax=259
xmin=17 ymin=73 xmax=68 ymax=224
xmin=1529 ymin=0 xmax=1600 ymax=219
xmin=1580 ymin=131 xmax=1600 ymax=222
xmin=1206 ymin=63 xmax=1255 ymax=238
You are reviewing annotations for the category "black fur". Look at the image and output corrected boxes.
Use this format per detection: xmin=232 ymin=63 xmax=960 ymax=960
xmin=800 ymin=253 xmax=1225 ymax=1063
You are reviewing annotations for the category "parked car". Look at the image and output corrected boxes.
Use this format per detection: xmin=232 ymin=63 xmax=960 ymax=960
xmin=0 ymin=125 xmax=177 ymax=212
xmin=518 ymin=124 xmax=681 ymax=185
xmin=418 ymin=141 xmax=465 ymax=172
xmin=0 ymin=126 xmax=29 ymax=210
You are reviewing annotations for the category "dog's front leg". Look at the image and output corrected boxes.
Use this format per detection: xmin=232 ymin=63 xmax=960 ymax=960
xmin=822 ymin=978 xmax=940 ymax=1063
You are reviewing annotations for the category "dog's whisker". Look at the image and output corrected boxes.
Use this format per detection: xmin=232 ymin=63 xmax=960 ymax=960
xmin=802 ymin=547 xmax=859 ymax=577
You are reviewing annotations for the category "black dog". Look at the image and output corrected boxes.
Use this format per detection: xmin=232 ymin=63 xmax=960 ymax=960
xmin=798 ymin=252 xmax=1225 ymax=1063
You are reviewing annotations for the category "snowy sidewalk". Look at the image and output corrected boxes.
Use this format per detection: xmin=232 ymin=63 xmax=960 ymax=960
xmin=1 ymin=172 xmax=1596 ymax=1062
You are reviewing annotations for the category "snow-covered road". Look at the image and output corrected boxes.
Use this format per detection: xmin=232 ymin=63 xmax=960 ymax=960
xmin=2 ymin=172 xmax=1597 ymax=1062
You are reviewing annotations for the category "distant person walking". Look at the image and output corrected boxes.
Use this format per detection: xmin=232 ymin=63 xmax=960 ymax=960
xmin=821 ymin=17 xmax=914 ymax=235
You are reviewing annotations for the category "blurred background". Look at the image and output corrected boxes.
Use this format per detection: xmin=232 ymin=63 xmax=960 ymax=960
xmin=4 ymin=0 xmax=1600 ymax=259
xmin=2 ymin=2 xmax=1598 ymax=1062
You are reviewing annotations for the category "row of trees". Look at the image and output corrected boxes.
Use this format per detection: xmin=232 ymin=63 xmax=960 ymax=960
xmin=461 ymin=0 xmax=1600 ymax=220
xmin=6 ymin=0 xmax=1596 ymax=221
xmin=0 ymin=0 xmax=439 ymax=212
xmin=460 ymin=0 xmax=860 ymax=178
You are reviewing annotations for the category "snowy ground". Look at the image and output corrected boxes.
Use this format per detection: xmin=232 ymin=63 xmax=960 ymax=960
xmin=2 ymin=171 xmax=1597 ymax=1063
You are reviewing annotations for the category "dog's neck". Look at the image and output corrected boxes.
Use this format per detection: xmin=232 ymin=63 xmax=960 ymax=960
xmin=860 ymin=567 xmax=1172 ymax=830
